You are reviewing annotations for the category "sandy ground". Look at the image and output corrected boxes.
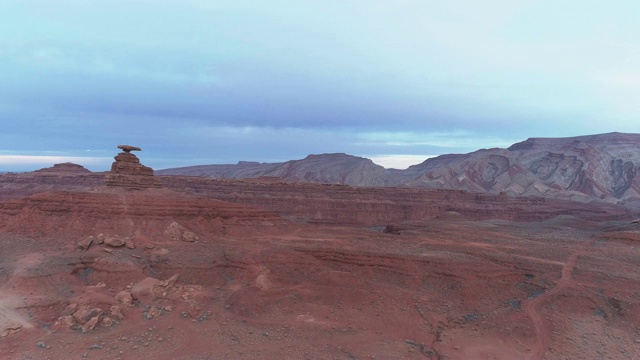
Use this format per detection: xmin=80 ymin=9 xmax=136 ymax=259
xmin=1 ymin=213 xmax=640 ymax=360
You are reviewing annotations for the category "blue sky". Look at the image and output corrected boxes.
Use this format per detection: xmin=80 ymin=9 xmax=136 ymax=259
xmin=1 ymin=0 xmax=638 ymax=171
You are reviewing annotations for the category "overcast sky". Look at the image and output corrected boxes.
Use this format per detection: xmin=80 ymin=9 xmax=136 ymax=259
xmin=1 ymin=0 xmax=638 ymax=171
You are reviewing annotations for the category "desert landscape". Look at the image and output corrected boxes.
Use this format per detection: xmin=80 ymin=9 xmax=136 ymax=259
xmin=3 ymin=1 xmax=639 ymax=358
xmin=0 ymin=135 xmax=639 ymax=359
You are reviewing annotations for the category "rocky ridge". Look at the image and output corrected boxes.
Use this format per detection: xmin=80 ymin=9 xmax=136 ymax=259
xmin=157 ymin=153 xmax=393 ymax=186
xmin=404 ymin=132 xmax=640 ymax=202
xmin=157 ymin=132 xmax=640 ymax=204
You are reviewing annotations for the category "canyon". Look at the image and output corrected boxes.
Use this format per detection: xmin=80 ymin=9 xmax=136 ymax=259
xmin=0 ymin=137 xmax=639 ymax=359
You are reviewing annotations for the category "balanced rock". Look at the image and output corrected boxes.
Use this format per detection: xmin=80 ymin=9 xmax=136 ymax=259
xmin=118 ymin=145 xmax=142 ymax=153
xmin=105 ymin=145 xmax=161 ymax=188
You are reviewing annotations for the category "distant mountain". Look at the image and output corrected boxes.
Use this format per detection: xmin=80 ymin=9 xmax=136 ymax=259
xmin=156 ymin=132 xmax=640 ymax=204
xmin=156 ymin=153 xmax=395 ymax=186
xmin=403 ymin=132 xmax=640 ymax=203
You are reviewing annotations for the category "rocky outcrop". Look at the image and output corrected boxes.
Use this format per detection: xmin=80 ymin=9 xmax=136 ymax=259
xmin=610 ymin=159 xmax=637 ymax=198
xmin=105 ymin=145 xmax=161 ymax=189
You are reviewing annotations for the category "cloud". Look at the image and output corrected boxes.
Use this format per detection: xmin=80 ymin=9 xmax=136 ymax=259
xmin=357 ymin=130 xmax=517 ymax=150
xmin=0 ymin=0 xmax=638 ymax=170
xmin=590 ymin=71 xmax=640 ymax=121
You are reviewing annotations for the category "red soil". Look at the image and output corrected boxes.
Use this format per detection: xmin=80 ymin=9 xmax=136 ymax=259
xmin=0 ymin=183 xmax=639 ymax=359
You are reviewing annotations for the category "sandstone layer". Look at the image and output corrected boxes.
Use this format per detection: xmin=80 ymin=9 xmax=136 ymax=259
xmin=105 ymin=145 xmax=161 ymax=189
xmin=0 ymin=188 xmax=286 ymax=240
xmin=159 ymin=177 xmax=632 ymax=226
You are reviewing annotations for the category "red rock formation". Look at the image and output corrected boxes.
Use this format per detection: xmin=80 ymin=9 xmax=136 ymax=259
xmin=158 ymin=177 xmax=633 ymax=226
xmin=105 ymin=145 xmax=161 ymax=189
xmin=0 ymin=188 xmax=288 ymax=240
xmin=0 ymin=166 xmax=633 ymax=229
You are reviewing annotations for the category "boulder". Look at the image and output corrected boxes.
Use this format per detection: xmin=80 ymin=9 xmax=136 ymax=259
xmin=62 ymin=303 xmax=78 ymax=316
xmin=115 ymin=291 xmax=134 ymax=306
xmin=165 ymin=222 xmax=199 ymax=242
xmin=104 ymin=236 xmax=125 ymax=247
xmin=146 ymin=306 xmax=162 ymax=319
xmin=182 ymin=231 xmax=199 ymax=242
xmin=101 ymin=316 xmax=113 ymax=327
xmin=82 ymin=315 xmax=101 ymax=332
xmin=159 ymin=274 xmax=179 ymax=288
xmin=124 ymin=237 xmax=135 ymax=249
xmin=188 ymin=303 xmax=202 ymax=318
xmin=78 ymin=236 xmax=94 ymax=251
xmin=94 ymin=234 xmax=105 ymax=245
xmin=131 ymin=277 xmax=161 ymax=300
xmin=73 ymin=307 xmax=103 ymax=325
xmin=110 ymin=305 xmax=124 ymax=320
xmin=63 ymin=315 xmax=77 ymax=328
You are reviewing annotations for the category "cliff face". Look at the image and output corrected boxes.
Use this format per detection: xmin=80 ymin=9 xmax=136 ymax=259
xmin=0 ymin=188 xmax=287 ymax=240
xmin=157 ymin=132 xmax=640 ymax=204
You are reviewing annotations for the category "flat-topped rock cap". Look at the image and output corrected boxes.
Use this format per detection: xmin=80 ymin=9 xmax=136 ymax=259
xmin=118 ymin=145 xmax=142 ymax=153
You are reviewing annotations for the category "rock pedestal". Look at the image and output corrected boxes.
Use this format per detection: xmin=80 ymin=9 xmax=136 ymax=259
xmin=105 ymin=145 xmax=161 ymax=189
